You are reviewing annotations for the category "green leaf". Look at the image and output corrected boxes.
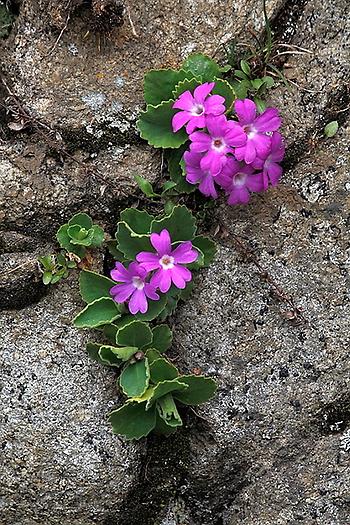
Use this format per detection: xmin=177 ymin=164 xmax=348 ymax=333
xmin=212 ymin=79 xmax=235 ymax=111
xmin=262 ymin=76 xmax=275 ymax=89
xmin=150 ymin=358 xmax=178 ymax=383
xmin=103 ymin=324 xmax=118 ymax=344
xmin=86 ymin=342 xmax=106 ymax=364
xmin=107 ymin=240 xmax=126 ymax=261
xmin=187 ymin=246 xmax=205 ymax=270
xmin=79 ymin=270 xmax=116 ymax=304
xmin=108 ymin=402 xmax=156 ymax=439
xmin=240 ymin=60 xmax=251 ymax=76
xmin=98 ymin=346 xmax=124 ymax=367
xmin=182 ymin=53 xmax=221 ymax=81
xmin=90 ymin=225 xmax=105 ymax=247
xmin=134 ymin=174 xmax=159 ymax=198
xmin=68 ymin=213 xmax=92 ymax=229
xmin=150 ymin=324 xmax=172 ymax=352
xmin=154 ymin=411 xmax=178 ymax=436
xmin=172 ymin=78 xmax=201 ymax=100
xmin=144 ymin=69 xmax=190 ymax=105
xmin=161 ymin=180 xmax=177 ymax=195
xmin=56 ymin=224 xmax=72 ymax=250
xmin=116 ymin=222 xmax=152 ymax=259
xmin=251 ymin=78 xmax=263 ymax=90
xmin=166 ymin=144 xmax=195 ymax=194
xmin=116 ymin=320 xmax=153 ymax=349
xmin=137 ymin=100 xmax=188 ymax=149
xmin=73 ymin=297 xmax=120 ymax=328
xmin=118 ymin=293 xmax=167 ymax=323
xmin=173 ymin=375 xmax=217 ymax=405
xmin=151 ymin=205 xmax=197 ymax=241
xmin=156 ymin=394 xmax=182 ymax=427
xmin=38 ymin=255 xmax=54 ymax=271
xmin=128 ymin=387 xmax=155 ymax=404
xmin=56 ymin=224 xmax=86 ymax=258
xmin=192 ymin=236 xmax=217 ymax=267
xmin=324 ymin=121 xmax=339 ymax=138
xmin=145 ymin=348 xmax=162 ymax=364
xmin=120 ymin=208 xmax=154 ymax=234
xmin=43 ymin=271 xmax=52 ymax=285
xmin=234 ymin=70 xmax=249 ymax=80
xmin=232 ymin=80 xmax=249 ymax=99
xmin=254 ymin=97 xmax=266 ymax=113
xmin=146 ymin=378 xmax=188 ymax=409
xmin=119 ymin=359 xmax=150 ymax=397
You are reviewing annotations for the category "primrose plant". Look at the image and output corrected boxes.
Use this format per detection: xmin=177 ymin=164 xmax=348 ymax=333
xmin=40 ymin=51 xmax=285 ymax=441
xmin=71 ymin=205 xmax=217 ymax=439
xmin=137 ymin=53 xmax=285 ymax=206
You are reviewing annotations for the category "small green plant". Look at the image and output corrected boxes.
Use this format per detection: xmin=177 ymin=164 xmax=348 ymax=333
xmin=324 ymin=121 xmax=339 ymax=138
xmin=231 ymin=59 xmax=275 ymax=111
xmin=56 ymin=212 xmax=104 ymax=259
xmin=38 ymin=252 xmax=77 ymax=285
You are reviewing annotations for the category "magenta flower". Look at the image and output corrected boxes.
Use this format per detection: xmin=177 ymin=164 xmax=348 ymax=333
xmin=183 ymin=150 xmax=219 ymax=198
xmin=189 ymin=115 xmax=246 ymax=176
xmin=252 ymin=132 xmax=285 ymax=189
xmin=110 ymin=262 xmax=159 ymax=315
xmin=172 ymin=82 xmax=225 ymax=134
xmin=234 ymin=99 xmax=281 ymax=164
xmin=217 ymin=158 xmax=264 ymax=206
xmin=136 ymin=229 xmax=198 ymax=293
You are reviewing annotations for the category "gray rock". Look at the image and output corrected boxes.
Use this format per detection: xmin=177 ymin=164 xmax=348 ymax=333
xmin=0 ymin=275 xmax=144 ymax=525
xmin=0 ymin=0 xmax=350 ymax=524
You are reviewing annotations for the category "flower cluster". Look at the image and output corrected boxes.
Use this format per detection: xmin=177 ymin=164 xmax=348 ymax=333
xmin=172 ymin=85 xmax=285 ymax=205
xmin=109 ymin=229 xmax=198 ymax=314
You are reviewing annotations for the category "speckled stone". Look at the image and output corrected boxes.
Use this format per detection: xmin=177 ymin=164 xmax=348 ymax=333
xmin=0 ymin=275 xmax=144 ymax=525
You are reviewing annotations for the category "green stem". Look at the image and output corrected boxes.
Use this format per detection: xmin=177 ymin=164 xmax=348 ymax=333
xmin=157 ymin=394 xmax=182 ymax=427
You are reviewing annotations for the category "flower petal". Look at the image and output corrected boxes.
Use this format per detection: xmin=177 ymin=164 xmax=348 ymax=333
xmin=193 ymin=82 xmax=215 ymax=103
xmin=266 ymin=162 xmax=283 ymax=186
xmin=172 ymin=90 xmax=195 ymax=111
xmin=136 ymin=252 xmax=160 ymax=271
xmin=254 ymin=108 xmax=281 ymax=132
xmin=172 ymin=242 xmax=198 ymax=263
xmin=128 ymin=289 xmax=148 ymax=314
xmin=172 ymin=111 xmax=191 ymax=132
xmin=234 ymin=99 xmax=256 ymax=124
xmin=170 ymin=265 xmax=192 ymax=289
xmin=189 ymin=131 xmax=212 ymax=152
xmin=110 ymin=283 xmax=134 ymax=303
xmin=144 ymin=283 xmax=160 ymax=301
xmin=199 ymin=173 xmax=218 ymax=198
xmin=246 ymin=173 xmax=264 ymax=193
xmin=151 ymin=269 xmax=172 ymax=293
xmin=110 ymin=262 xmax=131 ymax=283
xmin=150 ymin=229 xmax=172 ymax=256
xmin=228 ymin=186 xmax=250 ymax=205
xmin=186 ymin=115 xmax=205 ymax=134
xmin=244 ymin=139 xmax=257 ymax=164
xmin=253 ymin=134 xmax=271 ymax=159
xmin=206 ymin=114 xmax=227 ymax=137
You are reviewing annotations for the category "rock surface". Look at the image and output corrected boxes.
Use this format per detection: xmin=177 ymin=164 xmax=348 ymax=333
xmin=0 ymin=0 xmax=350 ymax=524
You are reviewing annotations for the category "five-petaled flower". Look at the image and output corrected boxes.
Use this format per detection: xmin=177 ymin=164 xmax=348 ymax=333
xmin=189 ymin=115 xmax=246 ymax=176
xmin=172 ymin=82 xmax=225 ymax=134
xmin=234 ymin=98 xmax=281 ymax=164
xmin=216 ymin=158 xmax=264 ymax=206
xmin=136 ymin=229 xmax=198 ymax=293
xmin=110 ymin=262 xmax=159 ymax=315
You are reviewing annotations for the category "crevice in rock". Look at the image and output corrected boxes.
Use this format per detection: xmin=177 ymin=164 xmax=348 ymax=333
xmin=284 ymin=83 xmax=350 ymax=170
xmin=270 ymin=0 xmax=310 ymax=45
